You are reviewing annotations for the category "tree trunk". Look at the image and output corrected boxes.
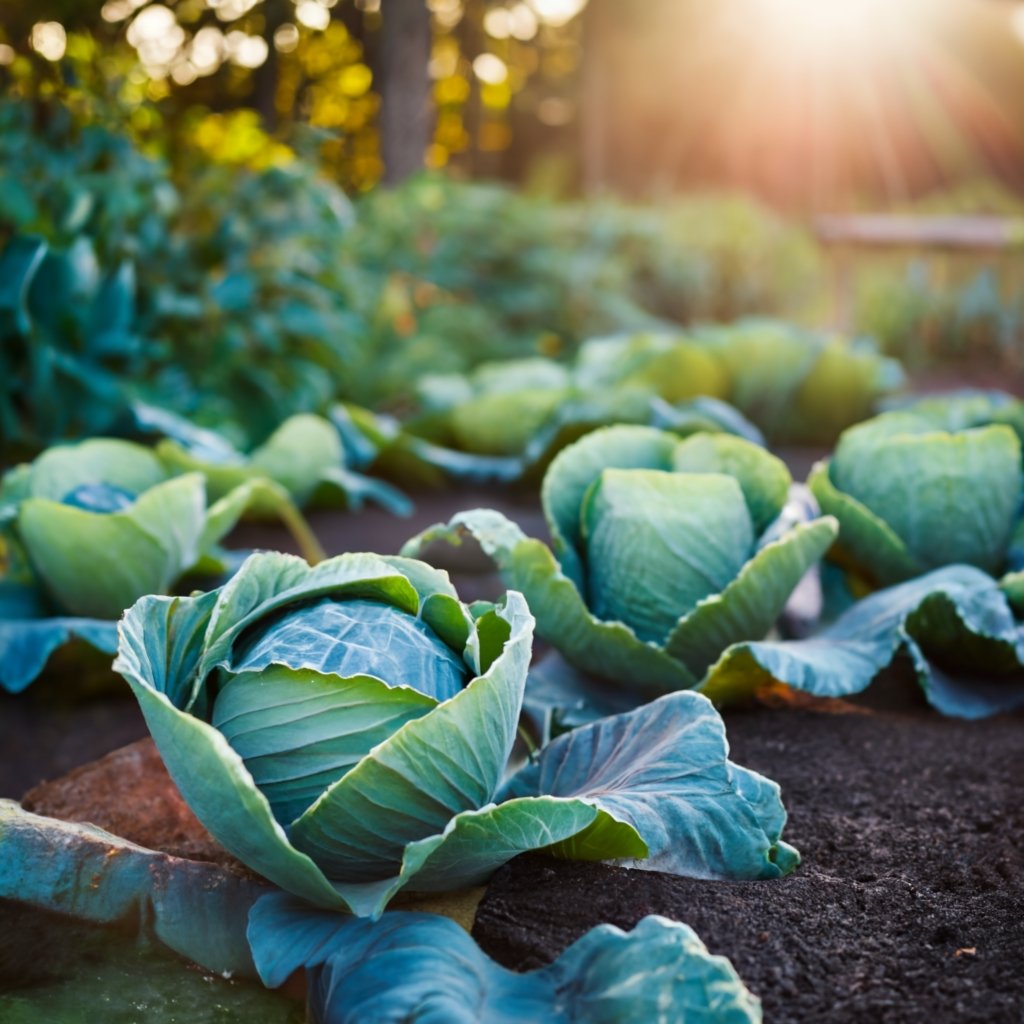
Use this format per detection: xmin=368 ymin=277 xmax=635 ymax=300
xmin=253 ymin=0 xmax=289 ymax=129
xmin=581 ymin=0 xmax=612 ymax=196
xmin=380 ymin=0 xmax=432 ymax=184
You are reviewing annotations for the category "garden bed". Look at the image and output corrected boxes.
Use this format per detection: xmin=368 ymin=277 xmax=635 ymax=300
xmin=6 ymin=691 xmax=1022 ymax=1022
xmin=2 ymin=487 xmax=1022 ymax=1022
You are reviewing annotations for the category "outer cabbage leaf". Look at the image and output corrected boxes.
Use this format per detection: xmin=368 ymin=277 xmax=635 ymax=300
xmin=248 ymin=897 xmax=762 ymax=1024
xmin=648 ymin=394 xmax=766 ymax=446
xmin=19 ymin=473 xmax=207 ymax=619
xmin=21 ymin=437 xmax=167 ymax=499
xmin=0 ymin=580 xmax=117 ymax=693
xmin=699 ymin=565 xmax=1024 ymax=718
xmin=0 ymin=800 xmax=269 ymax=979
xmin=665 ymin=518 xmax=838 ymax=680
xmin=500 ymin=691 xmax=799 ymax=879
xmin=807 ymin=460 xmax=922 ymax=589
xmin=154 ymin=410 xmax=412 ymax=516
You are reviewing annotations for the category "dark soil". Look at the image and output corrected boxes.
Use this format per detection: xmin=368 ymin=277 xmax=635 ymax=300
xmin=474 ymin=702 xmax=1024 ymax=1024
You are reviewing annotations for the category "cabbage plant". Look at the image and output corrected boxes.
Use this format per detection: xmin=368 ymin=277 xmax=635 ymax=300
xmin=115 ymin=550 xmax=798 ymax=918
xmin=691 ymin=320 xmax=904 ymax=445
xmin=403 ymin=426 xmax=837 ymax=711
xmin=0 ymin=437 xmax=321 ymax=691
xmin=133 ymin=403 xmax=412 ymax=516
xmin=693 ymin=410 xmax=1024 ymax=718
xmin=808 ymin=411 xmax=1024 ymax=591
xmin=882 ymin=389 xmax=1024 ymax=443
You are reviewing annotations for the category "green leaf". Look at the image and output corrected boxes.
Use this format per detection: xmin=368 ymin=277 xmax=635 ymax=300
xmin=700 ymin=565 xmax=1024 ymax=718
xmin=198 ymin=553 xmax=425 ymax=683
xmin=286 ymin=593 xmax=533 ymax=881
xmin=501 ymin=691 xmax=798 ymax=880
xmin=157 ymin=412 xmax=412 ymax=516
xmin=401 ymin=510 xmax=699 ymax=697
xmin=0 ymin=577 xmax=117 ymax=693
xmin=808 ymin=460 xmax=922 ymax=588
xmin=248 ymin=898 xmax=762 ymax=1024
xmin=25 ymin=439 xmax=167 ymax=501
xmin=671 ymin=433 xmax=791 ymax=536
xmin=19 ymin=473 xmax=207 ymax=618
xmin=667 ymin=518 xmax=838 ymax=679
xmin=0 ymin=235 xmax=48 ymax=336
xmin=583 ymin=470 xmax=754 ymax=644
xmin=213 ymin=666 xmax=439 ymax=827
xmin=248 ymin=414 xmax=347 ymax=505
xmin=541 ymin=425 xmax=678 ymax=589
xmin=450 ymin=390 xmax=567 ymax=456
xmin=0 ymin=800 xmax=267 ymax=979
xmin=117 ymin=597 xmax=352 ymax=911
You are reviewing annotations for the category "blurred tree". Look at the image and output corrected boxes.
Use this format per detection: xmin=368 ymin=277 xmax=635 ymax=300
xmin=380 ymin=0 xmax=431 ymax=181
xmin=5 ymin=0 xmax=1024 ymax=209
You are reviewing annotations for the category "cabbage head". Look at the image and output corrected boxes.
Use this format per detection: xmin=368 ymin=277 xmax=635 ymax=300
xmin=0 ymin=437 xmax=321 ymax=691
xmin=403 ymin=426 xmax=837 ymax=702
xmin=808 ymin=411 xmax=1024 ymax=591
xmin=115 ymin=551 xmax=800 ymax=917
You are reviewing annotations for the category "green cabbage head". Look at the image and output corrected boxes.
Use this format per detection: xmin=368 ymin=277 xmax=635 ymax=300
xmin=403 ymin=426 xmax=838 ymax=700
xmin=808 ymin=411 xmax=1024 ymax=591
xmin=116 ymin=551 xmax=801 ymax=917
xmin=0 ymin=438 xmax=320 ymax=620
xmin=114 ymin=552 xmax=534 ymax=916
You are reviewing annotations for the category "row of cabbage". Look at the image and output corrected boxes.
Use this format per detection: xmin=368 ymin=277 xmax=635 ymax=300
xmin=4 ymin=390 xmax=1024 ymax=1021
xmin=414 ymin=320 xmax=903 ymax=460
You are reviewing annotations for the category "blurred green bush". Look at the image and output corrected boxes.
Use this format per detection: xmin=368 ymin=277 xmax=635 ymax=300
xmin=0 ymin=96 xmax=845 ymax=457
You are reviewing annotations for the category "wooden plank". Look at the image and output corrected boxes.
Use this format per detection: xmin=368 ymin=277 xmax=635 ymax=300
xmin=815 ymin=214 xmax=1024 ymax=252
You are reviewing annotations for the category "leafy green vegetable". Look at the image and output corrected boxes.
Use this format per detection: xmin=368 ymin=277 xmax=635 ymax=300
xmin=809 ymin=412 xmax=1024 ymax=590
xmin=882 ymin=389 xmax=1024 ymax=442
xmin=700 ymin=565 xmax=1024 ymax=719
xmin=403 ymin=426 xmax=837 ymax=705
xmin=134 ymin=403 xmax=412 ymax=516
xmin=249 ymin=896 xmax=763 ymax=1024
xmin=406 ymin=320 xmax=900 ymax=471
xmin=0 ymin=580 xmax=118 ymax=694
xmin=0 ymin=232 xmax=143 ymax=455
xmin=692 ymin=320 xmax=904 ymax=445
xmin=0 ymin=437 xmax=324 ymax=690
xmin=115 ymin=551 xmax=798 ymax=916
xmin=409 ymin=335 xmax=762 ymax=476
